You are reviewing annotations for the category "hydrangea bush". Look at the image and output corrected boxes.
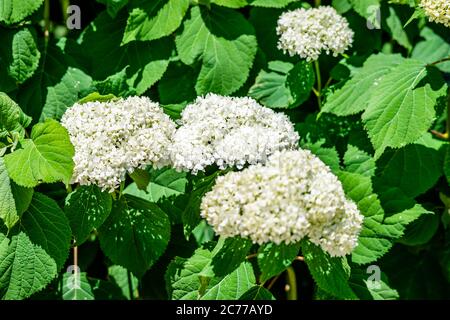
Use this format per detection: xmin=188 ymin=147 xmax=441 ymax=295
xmin=0 ymin=0 xmax=449 ymax=300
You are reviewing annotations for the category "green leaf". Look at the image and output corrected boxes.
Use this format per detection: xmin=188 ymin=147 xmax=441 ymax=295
xmin=302 ymin=241 xmax=357 ymax=299
xmin=343 ymin=145 xmax=376 ymax=177
xmin=0 ymin=92 xmax=31 ymax=138
xmin=21 ymin=193 xmax=72 ymax=270
xmin=108 ymin=265 xmax=139 ymax=299
xmin=98 ymin=194 xmax=171 ymax=278
xmin=62 ymin=272 xmax=95 ymax=300
xmin=0 ymin=158 xmax=33 ymax=230
xmin=88 ymin=277 xmax=127 ymax=300
xmin=385 ymin=6 xmax=411 ymax=51
xmin=8 ymin=28 xmax=40 ymax=84
xmin=175 ymin=5 xmax=257 ymax=95
xmin=249 ymin=0 xmax=298 ymax=8
xmin=303 ymin=140 xmax=340 ymax=173
xmin=445 ymin=145 xmax=450 ymax=186
xmin=93 ymin=67 xmax=136 ymax=97
xmin=249 ymin=61 xmax=314 ymax=109
xmin=17 ymin=39 xmax=93 ymax=121
xmin=162 ymin=103 xmax=187 ymax=120
xmin=96 ymin=0 xmax=129 ymax=18
xmin=166 ymin=246 xmax=256 ymax=300
xmin=398 ymin=213 xmax=439 ymax=246
xmin=192 ymin=220 xmax=215 ymax=245
xmin=65 ymin=185 xmax=112 ymax=245
xmin=182 ymin=171 xmax=221 ymax=238
xmin=9 ymin=179 xmax=33 ymax=216
xmin=77 ymin=92 xmax=117 ymax=104
xmin=412 ymin=27 xmax=450 ymax=73
xmin=0 ymin=231 xmax=57 ymax=300
xmin=166 ymin=247 xmax=212 ymax=300
xmin=4 ymin=119 xmax=74 ymax=188
xmin=122 ymin=0 xmax=190 ymax=44
xmin=248 ymin=7 xmax=285 ymax=62
xmin=332 ymin=0 xmax=352 ymax=13
xmin=362 ymin=59 xmax=446 ymax=156
xmin=158 ymin=62 xmax=197 ymax=105
xmin=209 ymin=237 xmax=253 ymax=277
xmin=239 ymin=286 xmax=275 ymax=300
xmin=322 ymin=53 xmax=404 ymax=116
xmin=349 ymin=0 xmax=380 ymax=18
xmin=128 ymin=168 xmax=151 ymax=191
xmin=339 ymin=171 xmax=431 ymax=264
xmin=0 ymin=0 xmax=44 ymax=25
xmin=79 ymin=12 xmax=172 ymax=95
xmin=201 ymin=262 xmax=255 ymax=300
xmin=125 ymin=168 xmax=187 ymax=203
xmin=40 ymin=67 xmax=93 ymax=121
xmin=381 ymin=246 xmax=449 ymax=299
xmin=0 ymin=158 xmax=19 ymax=229
xmin=258 ymin=242 xmax=301 ymax=282
xmin=212 ymin=0 xmax=248 ymax=8
xmin=374 ymin=144 xmax=443 ymax=198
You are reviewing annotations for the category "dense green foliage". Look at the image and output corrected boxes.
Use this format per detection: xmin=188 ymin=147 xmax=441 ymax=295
xmin=0 ymin=0 xmax=449 ymax=300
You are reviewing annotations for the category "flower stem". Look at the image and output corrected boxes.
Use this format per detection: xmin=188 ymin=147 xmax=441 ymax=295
xmin=314 ymin=0 xmax=321 ymax=7
xmin=59 ymin=0 xmax=70 ymax=22
xmin=285 ymin=266 xmax=298 ymax=300
xmin=246 ymin=253 xmax=258 ymax=259
xmin=266 ymin=274 xmax=280 ymax=290
xmin=429 ymin=56 xmax=450 ymax=67
xmin=73 ymin=246 xmax=78 ymax=298
xmin=314 ymin=60 xmax=322 ymax=109
xmin=127 ymin=270 xmax=134 ymax=300
xmin=44 ymin=0 xmax=50 ymax=45
xmin=119 ymin=180 xmax=125 ymax=199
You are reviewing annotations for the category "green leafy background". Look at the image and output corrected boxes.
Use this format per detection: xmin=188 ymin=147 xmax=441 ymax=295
xmin=0 ymin=0 xmax=449 ymax=300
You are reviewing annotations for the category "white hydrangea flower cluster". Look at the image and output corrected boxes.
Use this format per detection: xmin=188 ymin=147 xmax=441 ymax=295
xmin=169 ymin=94 xmax=299 ymax=174
xmin=276 ymin=6 xmax=354 ymax=61
xmin=201 ymin=149 xmax=364 ymax=257
xmin=420 ymin=0 xmax=450 ymax=28
xmin=61 ymin=96 xmax=176 ymax=192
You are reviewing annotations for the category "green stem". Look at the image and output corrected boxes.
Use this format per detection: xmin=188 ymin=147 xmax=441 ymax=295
xmin=314 ymin=60 xmax=322 ymax=109
xmin=73 ymin=246 xmax=78 ymax=299
xmin=44 ymin=0 xmax=50 ymax=46
xmin=429 ymin=56 xmax=450 ymax=67
xmin=59 ymin=0 xmax=70 ymax=22
xmin=285 ymin=266 xmax=298 ymax=300
xmin=266 ymin=274 xmax=280 ymax=290
xmin=314 ymin=0 xmax=321 ymax=7
xmin=127 ymin=270 xmax=134 ymax=300
xmin=119 ymin=180 xmax=125 ymax=199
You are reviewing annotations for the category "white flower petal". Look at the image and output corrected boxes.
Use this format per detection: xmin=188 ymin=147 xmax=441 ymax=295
xmin=201 ymin=149 xmax=364 ymax=257
xmin=61 ymin=96 xmax=176 ymax=192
